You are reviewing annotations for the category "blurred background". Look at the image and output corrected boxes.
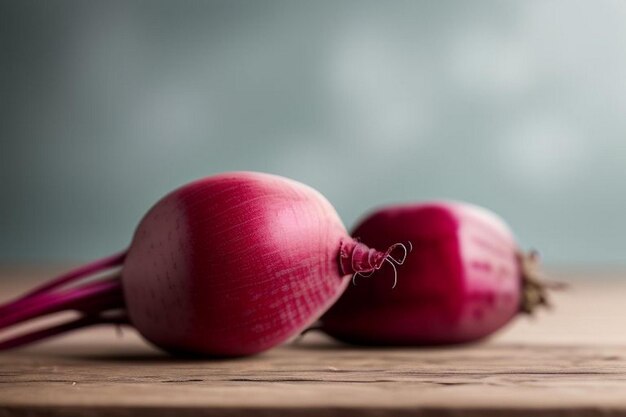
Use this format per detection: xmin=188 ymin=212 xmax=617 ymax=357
xmin=1 ymin=0 xmax=625 ymax=266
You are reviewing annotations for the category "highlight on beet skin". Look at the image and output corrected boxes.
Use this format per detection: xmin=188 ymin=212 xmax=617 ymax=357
xmin=320 ymin=201 xmax=555 ymax=346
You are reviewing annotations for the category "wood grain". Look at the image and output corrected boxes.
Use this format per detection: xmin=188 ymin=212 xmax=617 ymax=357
xmin=1 ymin=267 xmax=625 ymax=416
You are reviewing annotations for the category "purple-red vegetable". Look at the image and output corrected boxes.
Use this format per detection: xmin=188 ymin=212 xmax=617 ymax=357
xmin=0 ymin=172 xmax=400 ymax=356
xmin=320 ymin=201 xmax=551 ymax=345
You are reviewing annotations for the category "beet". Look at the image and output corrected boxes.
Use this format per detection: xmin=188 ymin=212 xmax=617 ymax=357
xmin=0 ymin=172 xmax=399 ymax=356
xmin=320 ymin=201 xmax=551 ymax=345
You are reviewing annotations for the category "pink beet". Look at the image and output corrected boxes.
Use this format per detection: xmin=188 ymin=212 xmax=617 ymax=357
xmin=0 ymin=172 xmax=401 ymax=356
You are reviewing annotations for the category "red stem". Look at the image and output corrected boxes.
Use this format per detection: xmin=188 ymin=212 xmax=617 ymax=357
xmin=6 ymin=251 xmax=126 ymax=306
xmin=0 ymin=252 xmax=129 ymax=350
xmin=0 ymin=277 xmax=124 ymax=330
xmin=0 ymin=314 xmax=129 ymax=351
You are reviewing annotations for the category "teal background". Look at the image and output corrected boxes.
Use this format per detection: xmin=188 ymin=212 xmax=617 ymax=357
xmin=1 ymin=0 xmax=625 ymax=265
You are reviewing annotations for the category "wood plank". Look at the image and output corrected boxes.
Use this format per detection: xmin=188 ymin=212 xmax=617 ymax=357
xmin=1 ymin=267 xmax=625 ymax=416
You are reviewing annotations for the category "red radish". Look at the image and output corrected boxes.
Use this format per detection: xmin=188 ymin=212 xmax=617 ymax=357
xmin=0 ymin=172 xmax=402 ymax=356
xmin=320 ymin=201 xmax=551 ymax=345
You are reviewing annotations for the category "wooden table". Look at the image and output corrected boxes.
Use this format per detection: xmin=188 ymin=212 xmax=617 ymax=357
xmin=1 ymin=267 xmax=625 ymax=416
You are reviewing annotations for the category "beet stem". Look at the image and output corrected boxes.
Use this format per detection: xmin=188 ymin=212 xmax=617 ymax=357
xmin=0 ymin=253 xmax=130 ymax=349
xmin=7 ymin=251 xmax=126 ymax=305
xmin=0 ymin=276 xmax=124 ymax=331
xmin=0 ymin=313 xmax=129 ymax=351
xmin=518 ymin=250 xmax=564 ymax=314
